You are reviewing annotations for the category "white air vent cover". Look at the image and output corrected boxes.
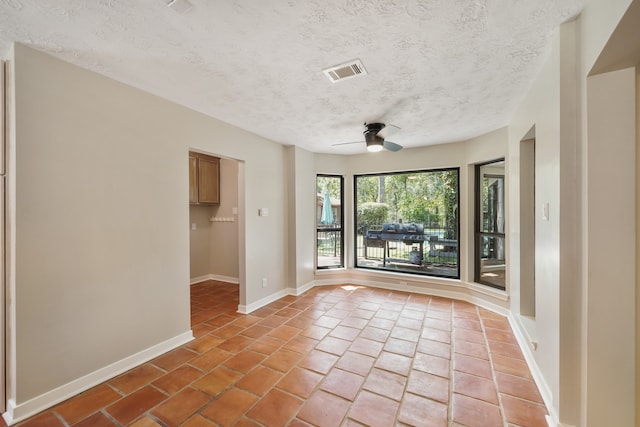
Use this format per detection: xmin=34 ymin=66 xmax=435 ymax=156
xmin=167 ymin=0 xmax=193 ymax=14
xmin=322 ymin=59 xmax=367 ymax=83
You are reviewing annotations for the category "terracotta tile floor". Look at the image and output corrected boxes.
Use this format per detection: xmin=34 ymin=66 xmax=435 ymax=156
xmin=13 ymin=281 xmax=548 ymax=427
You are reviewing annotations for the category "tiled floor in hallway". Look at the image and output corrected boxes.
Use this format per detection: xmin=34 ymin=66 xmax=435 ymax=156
xmin=14 ymin=281 xmax=548 ymax=427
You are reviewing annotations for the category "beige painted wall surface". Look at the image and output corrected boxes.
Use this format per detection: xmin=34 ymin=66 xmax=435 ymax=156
xmin=208 ymin=158 xmax=239 ymax=280
xmin=189 ymin=205 xmax=214 ymax=279
xmin=9 ymin=44 xmax=288 ymax=405
xmin=507 ymin=25 xmax=566 ymax=421
xmin=585 ymin=67 xmax=636 ymax=427
xmin=287 ymin=146 xmax=315 ymax=289
xmin=502 ymin=0 xmax=636 ymax=425
xmin=12 ymin=44 xmax=191 ymax=402
xmin=636 ymin=65 xmax=640 ymax=427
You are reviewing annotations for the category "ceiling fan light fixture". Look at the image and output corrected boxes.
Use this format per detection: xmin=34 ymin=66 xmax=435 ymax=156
xmin=366 ymin=135 xmax=384 ymax=152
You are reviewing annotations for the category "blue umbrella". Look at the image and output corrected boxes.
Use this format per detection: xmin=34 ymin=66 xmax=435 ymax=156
xmin=320 ymin=190 xmax=334 ymax=225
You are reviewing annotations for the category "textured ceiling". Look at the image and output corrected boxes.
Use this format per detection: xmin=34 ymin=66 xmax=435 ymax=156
xmin=0 ymin=0 xmax=586 ymax=154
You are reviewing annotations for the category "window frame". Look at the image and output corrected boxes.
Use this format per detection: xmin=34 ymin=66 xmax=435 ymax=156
xmin=474 ymin=158 xmax=506 ymax=289
xmin=353 ymin=167 xmax=460 ymax=279
xmin=316 ymin=174 xmax=344 ymax=269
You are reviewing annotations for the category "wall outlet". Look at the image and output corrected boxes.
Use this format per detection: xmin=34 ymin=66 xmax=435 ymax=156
xmin=191 ymin=223 xmax=196 ymax=230
xmin=262 ymin=278 xmax=267 ymax=288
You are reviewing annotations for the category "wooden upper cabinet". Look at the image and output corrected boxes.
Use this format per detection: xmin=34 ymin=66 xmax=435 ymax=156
xmin=189 ymin=152 xmax=220 ymax=205
xmin=188 ymin=155 xmax=198 ymax=203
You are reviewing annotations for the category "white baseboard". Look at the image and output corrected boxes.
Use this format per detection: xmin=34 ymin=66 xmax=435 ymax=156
xmin=190 ymin=274 xmax=239 ymax=285
xmin=508 ymin=312 xmax=558 ymax=427
xmin=326 ymin=277 xmax=510 ymax=317
xmin=2 ymin=331 xmax=194 ymax=425
xmin=289 ymin=280 xmax=315 ymax=296
xmin=236 ymin=280 xmax=314 ymax=314
xmin=237 ymin=288 xmax=290 ymax=314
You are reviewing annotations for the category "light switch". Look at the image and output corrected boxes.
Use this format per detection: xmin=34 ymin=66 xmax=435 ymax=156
xmin=259 ymin=208 xmax=269 ymax=217
xmin=232 ymin=207 xmax=238 ymax=215
xmin=542 ymin=202 xmax=549 ymax=221
xmin=191 ymin=223 xmax=197 ymax=230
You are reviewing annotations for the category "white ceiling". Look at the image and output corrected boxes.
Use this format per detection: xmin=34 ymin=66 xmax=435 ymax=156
xmin=0 ymin=0 xmax=586 ymax=154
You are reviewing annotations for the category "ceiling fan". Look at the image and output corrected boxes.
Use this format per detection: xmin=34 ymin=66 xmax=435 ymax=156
xmin=333 ymin=122 xmax=403 ymax=152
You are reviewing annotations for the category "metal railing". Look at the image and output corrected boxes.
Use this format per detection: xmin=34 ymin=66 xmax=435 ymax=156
xmin=357 ymin=224 xmax=458 ymax=267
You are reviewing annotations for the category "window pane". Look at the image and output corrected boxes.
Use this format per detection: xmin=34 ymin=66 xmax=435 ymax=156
xmin=479 ymin=166 xmax=505 ymax=234
xmin=475 ymin=159 xmax=506 ymax=289
xmin=477 ymin=235 xmax=506 ymax=289
xmin=354 ymin=169 xmax=459 ymax=278
xmin=317 ymin=175 xmax=343 ymax=269
xmin=317 ymin=230 xmax=342 ymax=268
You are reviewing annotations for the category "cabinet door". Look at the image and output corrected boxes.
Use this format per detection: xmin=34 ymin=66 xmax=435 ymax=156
xmin=188 ymin=155 xmax=198 ymax=204
xmin=197 ymin=156 xmax=220 ymax=204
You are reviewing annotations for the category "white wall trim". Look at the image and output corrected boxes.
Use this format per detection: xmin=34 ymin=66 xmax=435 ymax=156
xmin=508 ymin=312 xmax=558 ymax=427
xmin=241 ymin=276 xmax=509 ymax=319
xmin=190 ymin=274 xmax=239 ymax=285
xmin=2 ymin=331 xmax=194 ymax=426
xmin=349 ymin=278 xmax=509 ymax=316
xmin=237 ymin=288 xmax=290 ymax=314
xmin=290 ymin=280 xmax=315 ymax=296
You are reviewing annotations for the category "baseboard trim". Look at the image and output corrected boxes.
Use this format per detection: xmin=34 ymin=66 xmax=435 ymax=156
xmin=2 ymin=331 xmax=194 ymax=425
xmin=190 ymin=274 xmax=239 ymax=285
xmin=314 ymin=277 xmax=509 ymax=317
xmin=508 ymin=312 xmax=558 ymax=427
xmin=290 ymin=280 xmax=315 ymax=296
xmin=237 ymin=288 xmax=290 ymax=314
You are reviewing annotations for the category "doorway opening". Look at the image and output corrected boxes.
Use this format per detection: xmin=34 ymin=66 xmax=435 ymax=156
xmin=188 ymin=151 xmax=244 ymax=330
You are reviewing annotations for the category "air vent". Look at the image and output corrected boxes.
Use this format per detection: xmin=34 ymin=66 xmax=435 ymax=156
xmin=322 ymin=59 xmax=367 ymax=83
xmin=167 ymin=0 xmax=193 ymax=14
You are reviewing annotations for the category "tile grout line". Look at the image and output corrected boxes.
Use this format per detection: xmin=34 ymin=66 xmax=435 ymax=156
xmin=447 ymin=299 xmax=455 ymax=427
xmin=478 ymin=307 xmax=509 ymax=427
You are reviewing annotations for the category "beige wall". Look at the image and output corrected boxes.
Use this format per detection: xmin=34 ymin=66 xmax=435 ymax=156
xmin=585 ymin=66 xmax=636 ymax=427
xmin=189 ymin=204 xmax=214 ymax=278
xmin=208 ymin=158 xmax=240 ymax=281
xmin=636 ymin=65 xmax=640 ymax=427
xmin=507 ymin=24 xmax=564 ymax=421
xmin=7 ymin=44 xmax=289 ymax=416
xmin=286 ymin=146 xmax=316 ymax=290
xmin=504 ymin=1 xmax=637 ymax=425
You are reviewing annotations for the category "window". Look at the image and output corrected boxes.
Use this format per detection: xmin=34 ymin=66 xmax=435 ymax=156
xmin=475 ymin=159 xmax=506 ymax=289
xmin=354 ymin=169 xmax=459 ymax=278
xmin=316 ymin=175 xmax=344 ymax=269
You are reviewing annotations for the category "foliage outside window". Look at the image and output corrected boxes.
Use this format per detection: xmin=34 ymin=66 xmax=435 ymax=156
xmin=354 ymin=169 xmax=459 ymax=278
xmin=316 ymin=175 xmax=344 ymax=269
xmin=475 ymin=159 xmax=506 ymax=289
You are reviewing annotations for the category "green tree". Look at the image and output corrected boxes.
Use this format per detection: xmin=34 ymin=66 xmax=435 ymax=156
xmin=356 ymin=175 xmax=379 ymax=204
xmin=317 ymin=176 xmax=341 ymax=198
xmin=357 ymin=202 xmax=388 ymax=230
xmin=442 ymin=170 xmax=458 ymax=239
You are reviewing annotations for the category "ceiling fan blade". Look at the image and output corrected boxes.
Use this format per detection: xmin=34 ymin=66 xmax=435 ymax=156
xmin=383 ymin=140 xmax=403 ymax=152
xmin=332 ymin=141 xmax=364 ymax=146
xmin=377 ymin=123 xmax=401 ymax=139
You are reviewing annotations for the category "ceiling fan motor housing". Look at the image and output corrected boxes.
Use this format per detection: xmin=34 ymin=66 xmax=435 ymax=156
xmin=364 ymin=123 xmax=385 ymax=151
xmin=364 ymin=122 xmax=385 ymax=135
